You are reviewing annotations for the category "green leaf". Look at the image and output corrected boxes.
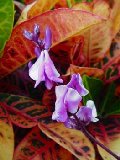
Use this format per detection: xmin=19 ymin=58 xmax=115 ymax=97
xmin=82 ymin=75 xmax=103 ymax=111
xmin=74 ymin=0 xmax=82 ymax=2
xmin=106 ymin=100 xmax=120 ymax=116
xmin=86 ymin=0 xmax=93 ymax=2
xmin=0 ymin=0 xmax=14 ymax=57
xmin=100 ymin=83 xmax=116 ymax=115
xmin=67 ymin=0 xmax=72 ymax=8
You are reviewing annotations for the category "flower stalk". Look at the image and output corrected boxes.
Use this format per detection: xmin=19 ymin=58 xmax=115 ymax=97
xmin=72 ymin=114 xmax=120 ymax=160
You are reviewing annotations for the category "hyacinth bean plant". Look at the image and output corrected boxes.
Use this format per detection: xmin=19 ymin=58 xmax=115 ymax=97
xmin=0 ymin=0 xmax=120 ymax=160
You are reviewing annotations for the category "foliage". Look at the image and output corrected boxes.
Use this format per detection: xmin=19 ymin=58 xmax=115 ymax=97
xmin=0 ymin=0 xmax=14 ymax=57
xmin=0 ymin=0 xmax=120 ymax=160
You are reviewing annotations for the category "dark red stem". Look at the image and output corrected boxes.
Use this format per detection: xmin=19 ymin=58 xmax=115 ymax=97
xmin=73 ymin=114 xmax=120 ymax=160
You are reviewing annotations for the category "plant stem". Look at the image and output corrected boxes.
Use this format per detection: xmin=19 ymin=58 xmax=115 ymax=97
xmin=73 ymin=114 xmax=120 ymax=160
xmin=81 ymin=125 xmax=120 ymax=160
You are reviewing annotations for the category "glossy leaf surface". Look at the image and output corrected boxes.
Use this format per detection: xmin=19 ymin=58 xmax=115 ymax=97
xmin=68 ymin=64 xmax=104 ymax=78
xmin=0 ymin=93 xmax=95 ymax=160
xmin=0 ymin=8 xmax=102 ymax=78
xmin=73 ymin=1 xmax=112 ymax=65
xmin=14 ymin=126 xmax=78 ymax=160
xmin=82 ymin=75 xmax=103 ymax=108
xmin=38 ymin=123 xmax=95 ymax=160
xmin=0 ymin=93 xmax=50 ymax=128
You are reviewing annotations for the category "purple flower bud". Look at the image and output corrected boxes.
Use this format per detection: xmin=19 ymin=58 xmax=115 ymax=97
xmin=44 ymin=26 xmax=52 ymax=50
xmin=23 ymin=30 xmax=33 ymax=41
xmin=67 ymin=74 xmax=89 ymax=96
xmin=29 ymin=50 xmax=63 ymax=89
xmin=33 ymin=24 xmax=40 ymax=42
xmin=34 ymin=24 xmax=40 ymax=36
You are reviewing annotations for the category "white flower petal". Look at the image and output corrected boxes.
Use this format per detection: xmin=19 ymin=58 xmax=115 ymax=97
xmin=55 ymin=85 xmax=68 ymax=100
xmin=64 ymin=88 xmax=82 ymax=113
xmin=29 ymin=51 xmax=45 ymax=81
xmin=86 ymin=100 xmax=97 ymax=118
xmin=44 ymin=50 xmax=60 ymax=78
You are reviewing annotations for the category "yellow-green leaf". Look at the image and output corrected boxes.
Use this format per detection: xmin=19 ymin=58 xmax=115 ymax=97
xmin=0 ymin=0 xmax=14 ymax=57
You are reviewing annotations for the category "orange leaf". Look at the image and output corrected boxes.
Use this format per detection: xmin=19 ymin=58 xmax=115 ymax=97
xmin=27 ymin=0 xmax=59 ymax=19
xmin=73 ymin=0 xmax=110 ymax=18
xmin=0 ymin=8 xmax=103 ymax=78
xmin=67 ymin=64 xmax=104 ymax=79
xmin=110 ymin=0 xmax=120 ymax=36
xmin=38 ymin=122 xmax=95 ymax=160
xmin=72 ymin=1 xmax=113 ymax=65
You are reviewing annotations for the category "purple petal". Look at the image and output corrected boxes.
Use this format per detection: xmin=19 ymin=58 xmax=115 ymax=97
xmin=23 ymin=30 xmax=33 ymax=40
xmin=44 ymin=50 xmax=63 ymax=83
xmin=52 ymin=107 xmax=68 ymax=122
xmin=68 ymin=74 xmax=89 ymax=96
xmin=45 ymin=75 xmax=53 ymax=90
xmin=35 ymin=46 xmax=41 ymax=58
xmin=52 ymin=85 xmax=68 ymax=122
xmin=77 ymin=107 xmax=92 ymax=125
xmin=64 ymin=88 xmax=82 ymax=113
xmin=44 ymin=26 xmax=52 ymax=50
xmin=55 ymin=85 xmax=68 ymax=101
xmin=33 ymin=24 xmax=40 ymax=42
xmin=64 ymin=117 xmax=76 ymax=129
xmin=28 ymin=61 xmax=32 ymax=69
xmin=34 ymin=24 xmax=40 ymax=36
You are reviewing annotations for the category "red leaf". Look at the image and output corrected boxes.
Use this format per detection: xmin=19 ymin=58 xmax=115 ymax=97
xmin=0 ymin=8 xmax=103 ymax=78
xmin=0 ymin=93 xmax=51 ymax=128
xmin=14 ymin=126 xmax=78 ymax=160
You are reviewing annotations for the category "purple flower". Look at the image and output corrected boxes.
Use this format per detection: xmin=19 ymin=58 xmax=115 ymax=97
xmin=67 ymin=74 xmax=89 ymax=96
xmin=24 ymin=24 xmax=52 ymax=52
xmin=52 ymin=85 xmax=81 ymax=122
xmin=52 ymin=74 xmax=88 ymax=122
xmin=77 ymin=100 xmax=99 ymax=125
xmin=29 ymin=50 xmax=63 ymax=89
xmin=24 ymin=24 xmax=63 ymax=89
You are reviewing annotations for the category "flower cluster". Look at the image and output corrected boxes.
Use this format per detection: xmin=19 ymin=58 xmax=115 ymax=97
xmin=52 ymin=74 xmax=99 ymax=127
xmin=24 ymin=24 xmax=98 ymax=127
xmin=24 ymin=24 xmax=63 ymax=89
